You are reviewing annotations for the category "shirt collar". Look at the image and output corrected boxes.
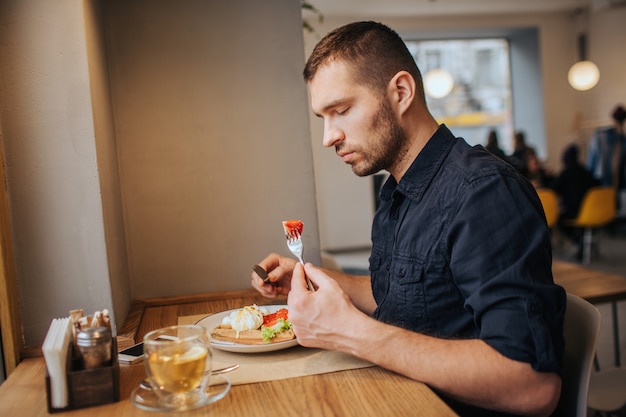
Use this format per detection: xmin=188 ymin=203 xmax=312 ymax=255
xmin=380 ymin=124 xmax=457 ymax=203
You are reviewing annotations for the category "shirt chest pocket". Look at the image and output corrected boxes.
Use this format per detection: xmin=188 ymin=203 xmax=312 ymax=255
xmin=392 ymin=258 xmax=423 ymax=284
xmin=381 ymin=257 xmax=429 ymax=332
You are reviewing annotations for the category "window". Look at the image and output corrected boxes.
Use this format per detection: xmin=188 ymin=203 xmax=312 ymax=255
xmin=405 ymin=38 xmax=513 ymax=154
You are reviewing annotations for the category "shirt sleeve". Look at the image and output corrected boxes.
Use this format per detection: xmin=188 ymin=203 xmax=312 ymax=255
xmin=448 ymin=168 xmax=566 ymax=374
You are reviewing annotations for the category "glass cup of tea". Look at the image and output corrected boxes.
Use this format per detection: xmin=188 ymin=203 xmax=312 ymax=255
xmin=143 ymin=324 xmax=213 ymax=409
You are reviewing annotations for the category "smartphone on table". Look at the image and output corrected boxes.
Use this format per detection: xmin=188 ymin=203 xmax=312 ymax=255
xmin=117 ymin=335 xmax=180 ymax=364
xmin=118 ymin=341 xmax=146 ymax=364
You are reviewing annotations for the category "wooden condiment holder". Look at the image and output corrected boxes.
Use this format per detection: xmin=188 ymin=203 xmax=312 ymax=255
xmin=45 ymin=337 xmax=120 ymax=413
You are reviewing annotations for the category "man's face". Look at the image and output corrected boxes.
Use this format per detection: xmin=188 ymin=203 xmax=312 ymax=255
xmin=309 ymin=61 xmax=407 ymax=177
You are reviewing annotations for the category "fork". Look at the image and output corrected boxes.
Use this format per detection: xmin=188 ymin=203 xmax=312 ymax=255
xmin=285 ymin=230 xmax=314 ymax=291
xmin=286 ymin=230 xmax=304 ymax=265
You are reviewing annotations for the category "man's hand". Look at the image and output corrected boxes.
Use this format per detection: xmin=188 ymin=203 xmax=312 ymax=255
xmin=287 ymin=263 xmax=362 ymax=351
xmin=251 ymin=253 xmax=297 ymax=298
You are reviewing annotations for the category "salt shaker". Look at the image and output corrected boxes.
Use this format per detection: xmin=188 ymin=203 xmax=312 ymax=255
xmin=76 ymin=326 xmax=112 ymax=369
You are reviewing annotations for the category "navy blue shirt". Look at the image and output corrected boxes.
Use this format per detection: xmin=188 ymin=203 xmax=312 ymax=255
xmin=370 ymin=125 xmax=565 ymax=415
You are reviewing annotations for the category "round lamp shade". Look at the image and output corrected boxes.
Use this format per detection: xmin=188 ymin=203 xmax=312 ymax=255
xmin=424 ymin=68 xmax=454 ymax=99
xmin=568 ymin=60 xmax=600 ymax=91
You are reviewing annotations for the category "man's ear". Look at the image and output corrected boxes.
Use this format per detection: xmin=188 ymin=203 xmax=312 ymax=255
xmin=388 ymin=71 xmax=416 ymax=115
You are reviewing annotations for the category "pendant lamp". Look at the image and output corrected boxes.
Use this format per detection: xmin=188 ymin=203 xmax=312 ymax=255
xmin=424 ymin=68 xmax=454 ymax=99
xmin=568 ymin=33 xmax=600 ymax=91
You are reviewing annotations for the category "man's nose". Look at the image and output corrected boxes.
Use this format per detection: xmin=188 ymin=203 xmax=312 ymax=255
xmin=322 ymin=120 xmax=344 ymax=148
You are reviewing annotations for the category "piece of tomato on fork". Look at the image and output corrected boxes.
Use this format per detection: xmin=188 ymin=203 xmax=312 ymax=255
xmin=282 ymin=220 xmax=303 ymax=238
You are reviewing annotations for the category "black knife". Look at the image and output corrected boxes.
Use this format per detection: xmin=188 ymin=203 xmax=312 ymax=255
xmin=252 ymin=264 xmax=271 ymax=283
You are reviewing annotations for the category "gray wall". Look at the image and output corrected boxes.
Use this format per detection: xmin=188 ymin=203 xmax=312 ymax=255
xmin=102 ymin=0 xmax=320 ymax=299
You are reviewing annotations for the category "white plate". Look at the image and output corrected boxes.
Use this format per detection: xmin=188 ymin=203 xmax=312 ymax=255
xmin=195 ymin=305 xmax=298 ymax=353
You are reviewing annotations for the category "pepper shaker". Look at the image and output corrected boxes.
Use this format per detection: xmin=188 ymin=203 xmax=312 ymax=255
xmin=76 ymin=326 xmax=112 ymax=369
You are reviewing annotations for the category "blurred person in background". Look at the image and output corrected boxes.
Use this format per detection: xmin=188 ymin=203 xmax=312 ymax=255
xmin=552 ymin=144 xmax=599 ymax=259
xmin=587 ymin=104 xmax=626 ymax=216
xmin=509 ymin=130 xmax=535 ymax=173
xmin=484 ymin=129 xmax=507 ymax=161
xmin=523 ymin=148 xmax=554 ymax=189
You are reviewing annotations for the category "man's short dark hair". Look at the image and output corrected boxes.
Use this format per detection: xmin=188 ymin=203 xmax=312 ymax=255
xmin=303 ymin=21 xmax=425 ymax=100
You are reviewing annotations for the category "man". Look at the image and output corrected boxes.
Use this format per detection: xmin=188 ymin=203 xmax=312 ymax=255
xmin=553 ymin=144 xmax=599 ymax=259
xmin=252 ymin=21 xmax=565 ymax=416
xmin=587 ymin=105 xmax=626 ymax=215
xmin=587 ymin=105 xmax=626 ymax=187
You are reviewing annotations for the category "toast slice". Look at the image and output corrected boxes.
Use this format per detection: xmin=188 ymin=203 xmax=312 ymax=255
xmin=211 ymin=324 xmax=295 ymax=345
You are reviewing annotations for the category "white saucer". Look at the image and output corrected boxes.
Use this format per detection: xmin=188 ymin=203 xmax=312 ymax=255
xmin=130 ymin=374 xmax=231 ymax=412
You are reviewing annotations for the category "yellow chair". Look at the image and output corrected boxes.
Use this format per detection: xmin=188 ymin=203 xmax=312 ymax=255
xmin=564 ymin=186 xmax=616 ymax=265
xmin=536 ymin=188 xmax=559 ymax=228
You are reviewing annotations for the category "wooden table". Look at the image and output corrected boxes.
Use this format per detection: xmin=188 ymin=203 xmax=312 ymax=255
xmin=0 ymin=289 xmax=458 ymax=417
xmin=553 ymin=259 xmax=626 ymax=367
xmin=3 ymin=260 xmax=625 ymax=417
xmin=552 ymin=260 xmax=626 ymax=304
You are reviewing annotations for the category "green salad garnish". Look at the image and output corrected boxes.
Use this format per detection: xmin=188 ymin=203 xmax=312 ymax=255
xmin=261 ymin=318 xmax=292 ymax=342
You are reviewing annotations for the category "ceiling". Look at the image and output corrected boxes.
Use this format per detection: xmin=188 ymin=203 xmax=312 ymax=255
xmin=306 ymin=0 xmax=620 ymax=18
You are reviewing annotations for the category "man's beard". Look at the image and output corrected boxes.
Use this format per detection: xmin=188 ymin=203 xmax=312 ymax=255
xmin=341 ymin=97 xmax=408 ymax=177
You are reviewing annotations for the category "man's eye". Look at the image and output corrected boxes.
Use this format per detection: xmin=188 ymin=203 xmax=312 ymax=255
xmin=336 ymin=108 xmax=349 ymax=115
